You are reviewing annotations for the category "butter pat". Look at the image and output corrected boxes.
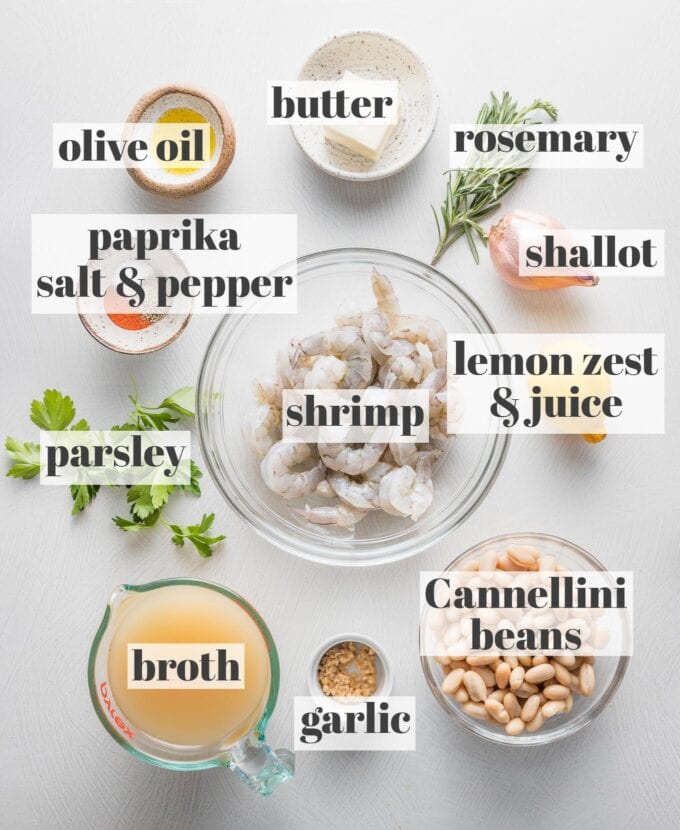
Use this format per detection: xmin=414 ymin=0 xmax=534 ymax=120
xmin=323 ymin=71 xmax=400 ymax=162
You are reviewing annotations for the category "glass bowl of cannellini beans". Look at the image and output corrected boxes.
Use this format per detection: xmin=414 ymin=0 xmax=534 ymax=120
xmin=420 ymin=532 xmax=630 ymax=745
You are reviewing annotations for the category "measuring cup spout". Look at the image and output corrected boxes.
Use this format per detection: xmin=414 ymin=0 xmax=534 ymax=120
xmin=227 ymin=736 xmax=294 ymax=796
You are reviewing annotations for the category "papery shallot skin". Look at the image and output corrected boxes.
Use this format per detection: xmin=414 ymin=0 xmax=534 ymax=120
xmin=488 ymin=210 xmax=599 ymax=290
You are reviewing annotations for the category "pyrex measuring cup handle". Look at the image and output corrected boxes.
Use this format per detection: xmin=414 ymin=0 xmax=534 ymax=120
xmin=228 ymin=738 xmax=294 ymax=796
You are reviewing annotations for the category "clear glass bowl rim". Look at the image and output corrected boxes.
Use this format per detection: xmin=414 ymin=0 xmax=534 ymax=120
xmin=197 ymin=247 xmax=510 ymax=566
xmin=419 ymin=531 xmax=630 ymax=746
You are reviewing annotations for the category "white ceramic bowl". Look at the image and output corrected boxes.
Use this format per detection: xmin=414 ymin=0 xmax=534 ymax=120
xmin=77 ymin=249 xmax=192 ymax=354
xmin=307 ymin=633 xmax=394 ymax=701
xmin=292 ymin=31 xmax=438 ymax=181
xmin=126 ymin=84 xmax=236 ymax=197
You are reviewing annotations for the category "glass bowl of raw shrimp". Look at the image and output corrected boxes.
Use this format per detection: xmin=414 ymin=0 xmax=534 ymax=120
xmin=197 ymin=248 xmax=509 ymax=566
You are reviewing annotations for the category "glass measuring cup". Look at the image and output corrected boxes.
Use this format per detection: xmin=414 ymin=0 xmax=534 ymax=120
xmin=88 ymin=578 xmax=294 ymax=796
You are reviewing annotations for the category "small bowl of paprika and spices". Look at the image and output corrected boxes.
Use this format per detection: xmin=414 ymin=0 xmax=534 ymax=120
xmin=308 ymin=634 xmax=393 ymax=702
xmin=78 ymin=250 xmax=192 ymax=354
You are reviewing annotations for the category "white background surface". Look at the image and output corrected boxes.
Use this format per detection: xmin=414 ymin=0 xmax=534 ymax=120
xmin=2 ymin=1 xmax=679 ymax=828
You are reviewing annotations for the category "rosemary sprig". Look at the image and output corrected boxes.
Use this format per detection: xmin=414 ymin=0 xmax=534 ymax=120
xmin=431 ymin=91 xmax=558 ymax=266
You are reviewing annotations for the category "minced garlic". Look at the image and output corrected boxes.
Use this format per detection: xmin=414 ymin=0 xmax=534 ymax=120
xmin=318 ymin=641 xmax=377 ymax=698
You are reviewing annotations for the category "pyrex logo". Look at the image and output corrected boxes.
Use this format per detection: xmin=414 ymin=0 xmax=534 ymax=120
xmin=127 ymin=643 xmax=245 ymax=689
xmin=99 ymin=681 xmax=135 ymax=738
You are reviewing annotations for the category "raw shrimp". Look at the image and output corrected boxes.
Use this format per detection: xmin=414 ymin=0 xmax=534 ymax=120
xmin=420 ymin=368 xmax=448 ymax=436
xmin=362 ymin=307 xmax=392 ymax=364
xmin=378 ymin=453 xmax=434 ymax=520
xmin=318 ymin=442 xmax=386 ymax=475
xmin=277 ymin=340 xmax=312 ymax=388
xmin=303 ymin=355 xmax=347 ymax=389
xmin=389 ymin=442 xmax=443 ymax=468
xmin=315 ymin=480 xmax=336 ymax=498
xmin=335 ymin=302 xmax=363 ymax=328
xmin=327 ymin=461 xmax=394 ymax=510
xmin=260 ymin=440 xmax=326 ymax=499
xmin=378 ymin=343 xmax=436 ymax=388
xmin=389 ymin=443 xmax=418 ymax=467
xmin=390 ymin=314 xmax=448 ymax=368
xmin=242 ymin=403 xmax=281 ymax=457
xmin=435 ymin=380 xmax=464 ymax=436
xmin=296 ymin=327 xmax=374 ymax=388
xmin=291 ymin=502 xmax=366 ymax=528
xmin=362 ymin=270 xmax=405 ymax=363
xmin=254 ymin=375 xmax=282 ymax=408
xmin=371 ymin=269 xmax=400 ymax=328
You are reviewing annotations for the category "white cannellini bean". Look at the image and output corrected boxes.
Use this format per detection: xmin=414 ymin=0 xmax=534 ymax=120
xmin=463 ymin=671 xmax=487 ymax=702
xmin=542 ymin=700 xmax=567 ymax=718
xmin=524 ymin=664 xmax=555 ymax=684
xmin=462 ymin=701 xmax=489 ymax=720
xmin=505 ymin=717 xmax=526 ymax=736
xmin=442 ymin=667 xmax=465 ymax=695
xmin=543 ymin=684 xmax=570 ymax=701
xmin=579 ymin=663 xmax=595 ymax=697
xmin=521 ymin=694 xmax=541 ymax=722
xmin=526 ymin=711 xmax=545 ymax=733
xmin=485 ymin=698 xmax=510 ymax=724
xmin=506 ymin=544 xmax=540 ymax=568
xmin=551 ymin=660 xmax=572 ymax=686
xmin=495 ymin=662 xmax=511 ymax=690
xmin=509 ymin=667 xmax=525 ymax=690
xmin=516 ymin=682 xmax=539 ymax=698
xmin=503 ymin=692 xmax=521 ymax=719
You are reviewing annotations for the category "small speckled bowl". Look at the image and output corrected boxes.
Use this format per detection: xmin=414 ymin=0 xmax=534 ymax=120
xmin=77 ymin=249 xmax=193 ymax=354
xmin=126 ymin=84 xmax=236 ymax=197
xmin=292 ymin=31 xmax=438 ymax=181
xmin=307 ymin=634 xmax=394 ymax=702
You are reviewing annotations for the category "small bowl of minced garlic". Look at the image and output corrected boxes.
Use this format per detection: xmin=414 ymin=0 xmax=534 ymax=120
xmin=308 ymin=634 xmax=394 ymax=702
xmin=126 ymin=84 xmax=236 ymax=197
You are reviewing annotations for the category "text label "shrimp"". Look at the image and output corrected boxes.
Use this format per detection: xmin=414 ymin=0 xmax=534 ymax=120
xmin=282 ymin=389 xmax=429 ymax=443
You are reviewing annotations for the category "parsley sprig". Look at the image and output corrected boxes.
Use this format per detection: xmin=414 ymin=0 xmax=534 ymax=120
xmin=5 ymin=387 xmax=225 ymax=558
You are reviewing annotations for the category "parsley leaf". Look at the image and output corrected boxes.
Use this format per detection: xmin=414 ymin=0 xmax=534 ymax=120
xmin=113 ymin=511 xmax=161 ymax=531
xmin=175 ymin=460 xmax=202 ymax=496
xmin=5 ymin=437 xmax=41 ymax=479
xmin=30 ymin=390 xmax=76 ymax=430
xmin=158 ymin=387 xmax=195 ymax=418
xmin=168 ymin=513 xmax=225 ymax=559
xmin=70 ymin=484 xmax=100 ymax=515
xmin=128 ymin=386 xmax=195 ymax=430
